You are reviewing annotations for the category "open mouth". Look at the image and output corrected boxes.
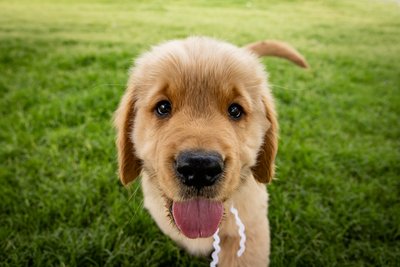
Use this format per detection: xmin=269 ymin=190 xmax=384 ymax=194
xmin=171 ymin=198 xmax=224 ymax=239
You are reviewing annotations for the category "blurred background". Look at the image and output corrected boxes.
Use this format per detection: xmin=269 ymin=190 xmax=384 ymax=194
xmin=1 ymin=0 xmax=399 ymax=266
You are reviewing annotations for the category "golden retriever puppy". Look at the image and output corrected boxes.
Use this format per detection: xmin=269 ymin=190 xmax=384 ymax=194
xmin=114 ymin=36 xmax=307 ymax=266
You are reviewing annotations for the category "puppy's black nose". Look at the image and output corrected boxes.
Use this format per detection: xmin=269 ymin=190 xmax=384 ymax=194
xmin=175 ymin=151 xmax=224 ymax=189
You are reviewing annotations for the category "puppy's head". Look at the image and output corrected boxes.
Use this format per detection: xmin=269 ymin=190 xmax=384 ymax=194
xmin=115 ymin=37 xmax=304 ymax=238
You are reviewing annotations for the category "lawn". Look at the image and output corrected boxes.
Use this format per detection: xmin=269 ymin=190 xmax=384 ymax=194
xmin=0 ymin=0 xmax=399 ymax=266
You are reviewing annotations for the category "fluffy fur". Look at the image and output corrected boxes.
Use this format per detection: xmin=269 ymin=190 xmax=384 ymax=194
xmin=114 ymin=36 xmax=307 ymax=266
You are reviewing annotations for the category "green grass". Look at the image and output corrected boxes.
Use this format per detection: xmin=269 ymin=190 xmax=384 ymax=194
xmin=1 ymin=0 xmax=399 ymax=266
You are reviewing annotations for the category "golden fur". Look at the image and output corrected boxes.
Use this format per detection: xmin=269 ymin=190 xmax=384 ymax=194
xmin=114 ymin=36 xmax=307 ymax=266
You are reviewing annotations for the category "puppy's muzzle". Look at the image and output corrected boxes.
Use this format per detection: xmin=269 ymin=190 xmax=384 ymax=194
xmin=175 ymin=150 xmax=224 ymax=189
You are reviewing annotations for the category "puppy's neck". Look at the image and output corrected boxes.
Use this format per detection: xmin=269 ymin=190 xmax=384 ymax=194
xmin=220 ymin=175 xmax=268 ymax=236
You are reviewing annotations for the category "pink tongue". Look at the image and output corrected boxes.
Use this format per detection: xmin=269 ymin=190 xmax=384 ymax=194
xmin=172 ymin=199 xmax=223 ymax=239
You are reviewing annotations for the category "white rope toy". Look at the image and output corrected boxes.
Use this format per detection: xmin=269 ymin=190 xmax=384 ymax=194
xmin=210 ymin=229 xmax=220 ymax=267
xmin=210 ymin=204 xmax=246 ymax=267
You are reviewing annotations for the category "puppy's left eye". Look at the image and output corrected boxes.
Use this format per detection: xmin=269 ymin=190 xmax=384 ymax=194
xmin=228 ymin=103 xmax=244 ymax=120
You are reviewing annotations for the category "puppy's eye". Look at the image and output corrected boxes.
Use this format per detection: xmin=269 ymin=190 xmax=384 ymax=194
xmin=155 ymin=100 xmax=172 ymax=117
xmin=228 ymin=103 xmax=244 ymax=120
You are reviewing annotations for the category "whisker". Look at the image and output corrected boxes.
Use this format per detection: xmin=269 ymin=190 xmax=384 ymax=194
xmin=270 ymin=83 xmax=308 ymax=91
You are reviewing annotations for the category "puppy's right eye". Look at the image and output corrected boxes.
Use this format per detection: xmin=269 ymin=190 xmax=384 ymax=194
xmin=155 ymin=100 xmax=172 ymax=118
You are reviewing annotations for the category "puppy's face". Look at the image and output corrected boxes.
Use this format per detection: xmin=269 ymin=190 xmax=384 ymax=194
xmin=115 ymin=37 xmax=278 ymax=238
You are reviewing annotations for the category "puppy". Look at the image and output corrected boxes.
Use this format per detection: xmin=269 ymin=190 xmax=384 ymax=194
xmin=114 ymin=36 xmax=307 ymax=266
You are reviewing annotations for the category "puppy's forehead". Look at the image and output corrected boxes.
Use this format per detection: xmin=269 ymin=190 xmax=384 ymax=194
xmin=133 ymin=37 xmax=268 ymax=104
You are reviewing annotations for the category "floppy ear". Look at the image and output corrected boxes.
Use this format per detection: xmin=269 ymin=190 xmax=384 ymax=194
xmin=114 ymin=87 xmax=142 ymax=185
xmin=252 ymin=97 xmax=278 ymax=184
